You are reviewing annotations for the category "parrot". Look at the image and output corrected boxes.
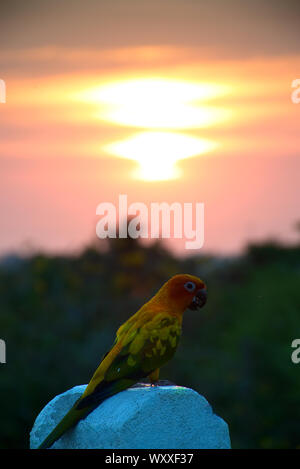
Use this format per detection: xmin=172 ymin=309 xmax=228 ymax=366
xmin=37 ymin=273 xmax=207 ymax=449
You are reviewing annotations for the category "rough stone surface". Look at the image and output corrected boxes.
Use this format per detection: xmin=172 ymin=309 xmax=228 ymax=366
xmin=30 ymin=384 xmax=231 ymax=449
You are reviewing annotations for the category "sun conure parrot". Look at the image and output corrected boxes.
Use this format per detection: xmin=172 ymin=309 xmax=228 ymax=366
xmin=38 ymin=273 xmax=207 ymax=449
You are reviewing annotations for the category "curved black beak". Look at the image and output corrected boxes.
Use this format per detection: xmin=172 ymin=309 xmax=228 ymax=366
xmin=189 ymin=287 xmax=207 ymax=310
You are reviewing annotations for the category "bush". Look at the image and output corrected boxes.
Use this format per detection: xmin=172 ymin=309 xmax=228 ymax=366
xmin=0 ymin=238 xmax=300 ymax=448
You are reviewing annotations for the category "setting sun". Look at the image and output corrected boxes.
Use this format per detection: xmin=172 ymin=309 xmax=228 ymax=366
xmin=73 ymin=77 xmax=228 ymax=180
xmin=103 ymin=131 xmax=218 ymax=181
xmin=76 ymin=78 xmax=232 ymax=129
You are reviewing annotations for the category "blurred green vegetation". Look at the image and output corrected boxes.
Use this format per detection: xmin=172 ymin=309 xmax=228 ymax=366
xmin=0 ymin=235 xmax=300 ymax=449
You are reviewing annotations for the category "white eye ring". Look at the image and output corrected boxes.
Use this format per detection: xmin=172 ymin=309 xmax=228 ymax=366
xmin=184 ymin=281 xmax=196 ymax=292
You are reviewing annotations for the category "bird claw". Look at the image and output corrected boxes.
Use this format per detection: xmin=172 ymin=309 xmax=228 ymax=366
xmin=131 ymin=379 xmax=176 ymax=388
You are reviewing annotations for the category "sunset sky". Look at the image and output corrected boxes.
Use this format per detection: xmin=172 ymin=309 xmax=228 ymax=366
xmin=1 ymin=0 xmax=300 ymax=256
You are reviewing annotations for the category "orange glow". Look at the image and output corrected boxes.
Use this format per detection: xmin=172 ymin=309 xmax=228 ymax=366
xmin=0 ymin=45 xmax=299 ymax=255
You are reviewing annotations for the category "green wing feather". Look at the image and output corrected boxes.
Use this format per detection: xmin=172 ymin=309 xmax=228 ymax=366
xmin=37 ymin=313 xmax=181 ymax=449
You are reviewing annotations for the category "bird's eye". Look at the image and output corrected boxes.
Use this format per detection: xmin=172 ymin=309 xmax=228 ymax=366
xmin=184 ymin=281 xmax=196 ymax=292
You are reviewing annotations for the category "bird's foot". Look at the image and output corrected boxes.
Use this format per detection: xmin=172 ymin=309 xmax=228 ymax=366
xmin=131 ymin=379 xmax=176 ymax=388
xmin=154 ymin=379 xmax=176 ymax=386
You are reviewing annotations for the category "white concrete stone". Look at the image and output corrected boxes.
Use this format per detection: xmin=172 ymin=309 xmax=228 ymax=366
xmin=30 ymin=384 xmax=231 ymax=449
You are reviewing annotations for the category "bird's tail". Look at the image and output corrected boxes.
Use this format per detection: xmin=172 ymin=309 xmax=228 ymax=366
xmin=37 ymin=399 xmax=94 ymax=449
xmin=37 ymin=378 xmax=136 ymax=449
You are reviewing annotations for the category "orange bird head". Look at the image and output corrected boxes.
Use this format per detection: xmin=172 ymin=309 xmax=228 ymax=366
xmin=156 ymin=274 xmax=207 ymax=314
